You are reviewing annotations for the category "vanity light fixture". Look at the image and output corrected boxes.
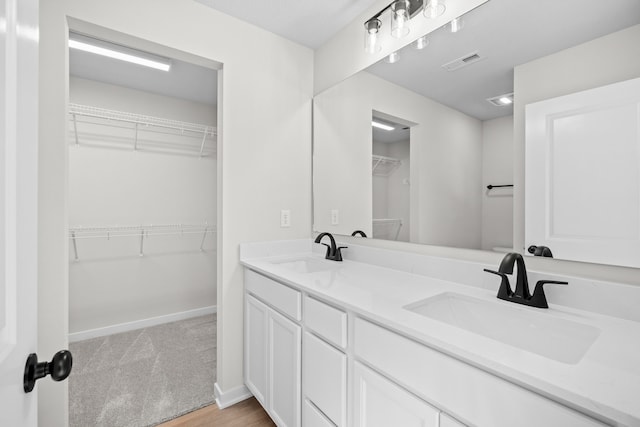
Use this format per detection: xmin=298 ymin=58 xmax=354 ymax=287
xmin=487 ymin=93 xmax=514 ymax=106
xmin=391 ymin=1 xmax=411 ymax=38
xmin=414 ymin=35 xmax=430 ymax=49
xmin=372 ymin=120 xmax=395 ymax=131
xmin=68 ymin=33 xmax=172 ymax=72
xmin=449 ymin=16 xmax=464 ymax=33
xmin=424 ymin=0 xmax=446 ymax=19
xmin=364 ymin=0 xmax=447 ymax=54
xmin=364 ymin=19 xmax=382 ymax=53
xmin=385 ymin=51 xmax=401 ymax=64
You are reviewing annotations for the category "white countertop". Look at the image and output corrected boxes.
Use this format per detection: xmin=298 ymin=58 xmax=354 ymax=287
xmin=241 ymin=243 xmax=640 ymax=427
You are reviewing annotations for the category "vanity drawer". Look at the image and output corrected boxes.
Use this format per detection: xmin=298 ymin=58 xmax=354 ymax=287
xmin=304 ymin=296 xmax=347 ymax=348
xmin=245 ymin=269 xmax=301 ymax=321
xmin=304 ymin=332 xmax=346 ymax=427
xmin=354 ymin=318 xmax=606 ymax=427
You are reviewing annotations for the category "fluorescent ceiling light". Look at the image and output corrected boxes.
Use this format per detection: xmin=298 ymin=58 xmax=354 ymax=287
xmin=68 ymin=34 xmax=172 ymax=72
xmin=499 ymin=97 xmax=513 ymax=105
xmin=372 ymin=121 xmax=395 ymax=131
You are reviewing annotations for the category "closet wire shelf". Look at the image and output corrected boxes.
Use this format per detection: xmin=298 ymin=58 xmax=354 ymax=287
xmin=372 ymin=218 xmax=403 ymax=241
xmin=68 ymin=103 xmax=217 ymax=157
xmin=69 ymin=224 xmax=216 ymax=260
xmin=372 ymin=155 xmax=401 ymax=176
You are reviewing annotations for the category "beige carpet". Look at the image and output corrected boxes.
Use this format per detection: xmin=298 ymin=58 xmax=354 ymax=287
xmin=69 ymin=314 xmax=216 ymax=427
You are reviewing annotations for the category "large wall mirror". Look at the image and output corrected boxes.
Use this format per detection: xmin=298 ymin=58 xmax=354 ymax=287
xmin=313 ymin=0 xmax=640 ymax=267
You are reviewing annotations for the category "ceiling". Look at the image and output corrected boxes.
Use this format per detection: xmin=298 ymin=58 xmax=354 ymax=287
xmin=69 ymin=0 xmax=640 ymax=115
xmin=194 ymin=0 xmax=380 ymax=49
xmin=367 ymin=0 xmax=640 ymax=121
xmin=70 ymin=45 xmax=218 ymax=106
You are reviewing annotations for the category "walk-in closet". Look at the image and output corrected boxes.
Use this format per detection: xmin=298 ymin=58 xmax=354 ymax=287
xmin=66 ymin=32 xmax=219 ymax=427
xmin=372 ymin=115 xmax=410 ymax=242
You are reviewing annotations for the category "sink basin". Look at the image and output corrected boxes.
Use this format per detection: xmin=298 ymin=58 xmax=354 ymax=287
xmin=404 ymin=292 xmax=600 ymax=364
xmin=272 ymin=257 xmax=339 ymax=274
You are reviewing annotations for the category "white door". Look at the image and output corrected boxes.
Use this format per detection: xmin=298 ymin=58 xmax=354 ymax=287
xmin=0 ymin=0 xmax=39 ymax=425
xmin=245 ymin=294 xmax=268 ymax=406
xmin=525 ymin=77 xmax=640 ymax=268
xmin=268 ymin=308 xmax=301 ymax=427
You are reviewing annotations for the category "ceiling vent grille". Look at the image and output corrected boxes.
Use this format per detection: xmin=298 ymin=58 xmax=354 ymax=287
xmin=442 ymin=51 xmax=484 ymax=71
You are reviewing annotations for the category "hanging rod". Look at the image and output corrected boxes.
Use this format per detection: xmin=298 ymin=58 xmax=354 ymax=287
xmin=487 ymin=184 xmax=513 ymax=190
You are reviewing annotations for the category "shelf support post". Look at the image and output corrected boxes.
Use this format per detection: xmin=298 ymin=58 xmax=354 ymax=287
xmin=71 ymin=231 xmax=79 ymax=261
xmin=133 ymin=123 xmax=139 ymax=151
xmin=72 ymin=113 xmax=79 ymax=145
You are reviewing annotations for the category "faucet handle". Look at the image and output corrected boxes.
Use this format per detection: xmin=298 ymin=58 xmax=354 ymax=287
xmin=333 ymin=246 xmax=347 ymax=262
xmin=320 ymin=243 xmax=332 ymax=258
xmin=484 ymin=268 xmax=513 ymax=300
xmin=530 ymin=280 xmax=568 ymax=308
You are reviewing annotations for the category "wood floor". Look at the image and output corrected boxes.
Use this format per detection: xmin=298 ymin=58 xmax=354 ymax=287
xmin=158 ymin=398 xmax=275 ymax=427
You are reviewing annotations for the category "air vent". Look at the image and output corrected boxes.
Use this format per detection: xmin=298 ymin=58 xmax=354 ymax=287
xmin=442 ymin=51 xmax=484 ymax=71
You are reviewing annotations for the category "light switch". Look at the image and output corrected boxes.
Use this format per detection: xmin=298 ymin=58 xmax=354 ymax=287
xmin=280 ymin=210 xmax=291 ymax=228
xmin=331 ymin=209 xmax=339 ymax=225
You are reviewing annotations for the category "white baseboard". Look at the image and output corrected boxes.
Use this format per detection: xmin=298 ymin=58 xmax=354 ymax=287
xmin=214 ymin=382 xmax=252 ymax=409
xmin=69 ymin=305 xmax=217 ymax=343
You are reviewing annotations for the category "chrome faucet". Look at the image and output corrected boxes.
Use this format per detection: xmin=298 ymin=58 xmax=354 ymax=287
xmin=484 ymin=252 xmax=567 ymax=308
xmin=314 ymin=232 xmax=347 ymax=261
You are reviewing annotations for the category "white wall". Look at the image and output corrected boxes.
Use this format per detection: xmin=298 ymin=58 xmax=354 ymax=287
xmin=68 ymin=77 xmax=217 ymax=333
xmin=39 ymin=1 xmax=313 ymax=424
xmin=512 ymin=24 xmax=640 ymax=284
xmin=314 ymin=71 xmax=482 ymax=249
xmin=481 ymin=115 xmax=513 ymax=251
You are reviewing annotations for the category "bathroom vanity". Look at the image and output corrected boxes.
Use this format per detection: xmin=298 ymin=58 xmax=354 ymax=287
xmin=241 ymin=240 xmax=640 ymax=427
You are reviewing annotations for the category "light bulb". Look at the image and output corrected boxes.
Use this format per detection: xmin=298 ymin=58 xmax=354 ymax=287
xmin=450 ymin=17 xmax=464 ymax=33
xmin=414 ymin=36 xmax=429 ymax=50
xmin=364 ymin=19 xmax=382 ymax=53
xmin=424 ymin=0 xmax=446 ymax=19
xmin=385 ymin=51 xmax=400 ymax=64
xmin=391 ymin=1 xmax=410 ymax=39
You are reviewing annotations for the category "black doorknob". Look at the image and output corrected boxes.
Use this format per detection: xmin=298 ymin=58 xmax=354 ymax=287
xmin=23 ymin=350 xmax=73 ymax=393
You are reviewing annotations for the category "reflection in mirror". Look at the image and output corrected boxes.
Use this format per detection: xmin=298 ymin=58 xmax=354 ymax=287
xmin=372 ymin=114 xmax=411 ymax=242
xmin=313 ymin=0 xmax=640 ymax=266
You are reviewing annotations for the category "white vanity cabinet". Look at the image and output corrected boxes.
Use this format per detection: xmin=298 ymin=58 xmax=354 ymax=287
xmin=244 ymin=266 xmax=610 ymax=427
xmin=245 ymin=270 xmax=302 ymax=427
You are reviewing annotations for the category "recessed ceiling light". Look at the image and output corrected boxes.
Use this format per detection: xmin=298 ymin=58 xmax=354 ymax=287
xmin=372 ymin=120 xmax=395 ymax=131
xmin=69 ymin=33 xmax=172 ymax=72
xmin=487 ymin=93 xmax=514 ymax=106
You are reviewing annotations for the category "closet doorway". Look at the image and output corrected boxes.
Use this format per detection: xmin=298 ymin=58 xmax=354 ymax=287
xmin=372 ymin=113 xmax=411 ymax=242
xmin=66 ymin=30 xmax=220 ymax=427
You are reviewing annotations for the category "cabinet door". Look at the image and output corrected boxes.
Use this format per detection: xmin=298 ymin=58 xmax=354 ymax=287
xmin=440 ymin=413 xmax=467 ymax=427
xmin=353 ymin=362 xmax=439 ymax=427
xmin=268 ymin=308 xmax=302 ymax=427
xmin=304 ymin=332 xmax=347 ymax=426
xmin=245 ymin=295 xmax=269 ymax=406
